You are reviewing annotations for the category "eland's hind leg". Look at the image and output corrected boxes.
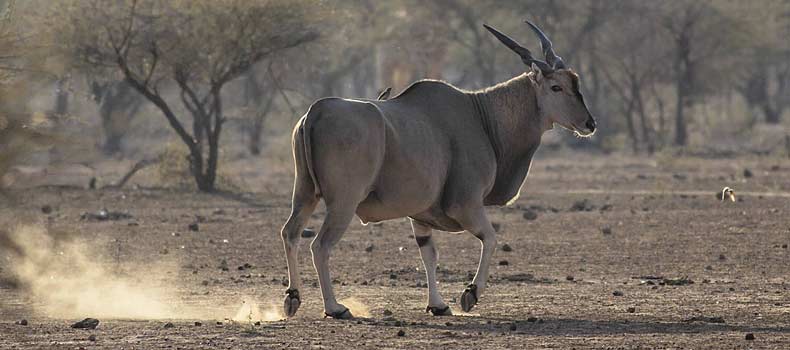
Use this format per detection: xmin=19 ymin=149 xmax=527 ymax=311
xmin=411 ymin=219 xmax=452 ymax=316
xmin=281 ymin=190 xmax=318 ymax=317
xmin=311 ymin=201 xmax=357 ymax=319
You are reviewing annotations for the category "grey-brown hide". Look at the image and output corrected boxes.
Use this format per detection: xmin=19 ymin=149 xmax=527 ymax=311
xmin=280 ymin=21 xmax=596 ymax=319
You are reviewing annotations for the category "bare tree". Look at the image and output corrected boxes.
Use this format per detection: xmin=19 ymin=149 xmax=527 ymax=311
xmin=59 ymin=0 xmax=319 ymax=191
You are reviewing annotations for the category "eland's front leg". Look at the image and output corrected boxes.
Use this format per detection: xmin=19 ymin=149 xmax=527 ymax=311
xmin=411 ymin=219 xmax=452 ymax=316
xmin=447 ymin=206 xmax=497 ymax=313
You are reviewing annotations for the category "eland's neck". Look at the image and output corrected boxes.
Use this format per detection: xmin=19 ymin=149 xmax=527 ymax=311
xmin=468 ymin=73 xmax=543 ymax=160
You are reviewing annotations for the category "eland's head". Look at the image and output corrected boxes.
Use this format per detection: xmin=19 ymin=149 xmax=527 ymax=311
xmin=484 ymin=21 xmax=596 ymax=137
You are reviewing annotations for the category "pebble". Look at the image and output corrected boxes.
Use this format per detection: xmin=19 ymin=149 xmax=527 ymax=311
xmin=501 ymin=243 xmax=513 ymax=252
xmin=71 ymin=318 xmax=100 ymax=329
xmin=365 ymin=244 xmax=375 ymax=252
xmin=526 ymin=316 xmax=538 ymax=322
xmin=188 ymin=222 xmax=199 ymax=232
xmin=509 ymin=323 xmax=517 ymax=331
xmin=743 ymin=168 xmax=753 ymax=178
xmin=163 ymin=322 xmax=175 ymax=328
xmin=383 ymin=309 xmax=393 ymax=316
xmin=745 ymin=333 xmax=755 ymax=340
xmin=397 ymin=329 xmax=405 ymax=337
xmin=17 ymin=319 xmax=28 ymax=326
xmin=498 ymin=260 xmax=509 ymax=266
xmin=522 ymin=209 xmax=538 ymax=221
xmin=601 ymin=226 xmax=612 ymax=235
xmin=627 ymin=307 xmax=636 ymax=313
xmin=612 ymin=290 xmax=624 ymax=296
xmin=194 ymin=321 xmax=202 ymax=326
xmin=301 ymin=229 xmax=316 ymax=238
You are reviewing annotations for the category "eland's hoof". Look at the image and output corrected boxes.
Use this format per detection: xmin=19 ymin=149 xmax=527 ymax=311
xmin=284 ymin=288 xmax=301 ymax=317
xmin=426 ymin=305 xmax=453 ymax=316
xmin=460 ymin=284 xmax=478 ymax=312
xmin=324 ymin=307 xmax=353 ymax=320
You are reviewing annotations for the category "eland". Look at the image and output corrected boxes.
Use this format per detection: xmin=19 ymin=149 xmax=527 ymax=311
xmin=280 ymin=21 xmax=596 ymax=319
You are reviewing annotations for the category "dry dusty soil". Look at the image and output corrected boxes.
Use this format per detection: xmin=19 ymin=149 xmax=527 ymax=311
xmin=1 ymin=154 xmax=789 ymax=349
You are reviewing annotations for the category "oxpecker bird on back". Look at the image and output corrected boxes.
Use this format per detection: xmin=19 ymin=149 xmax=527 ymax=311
xmin=280 ymin=20 xmax=597 ymax=319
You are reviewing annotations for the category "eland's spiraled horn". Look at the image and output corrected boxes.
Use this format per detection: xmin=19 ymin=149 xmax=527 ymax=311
xmin=483 ymin=23 xmax=554 ymax=74
xmin=525 ymin=20 xmax=566 ymax=70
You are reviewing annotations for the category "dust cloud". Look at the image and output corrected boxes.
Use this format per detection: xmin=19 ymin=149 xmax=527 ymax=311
xmin=0 ymin=225 xmax=280 ymax=321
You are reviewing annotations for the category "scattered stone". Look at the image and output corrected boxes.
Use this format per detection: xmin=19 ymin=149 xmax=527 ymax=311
xmin=672 ymin=173 xmax=687 ymax=181
xmin=601 ymin=226 xmax=612 ymax=235
xmin=570 ymin=199 xmax=595 ymax=212
xmin=783 ymin=244 xmax=788 ymax=249
xmin=80 ymin=209 xmax=133 ymax=221
xmin=41 ymin=205 xmax=53 ymax=214
xmin=743 ymin=168 xmax=753 ymax=178
xmin=626 ymin=307 xmax=636 ymax=313
xmin=599 ymin=204 xmax=613 ymax=212
xmin=509 ymin=323 xmax=517 ymax=331
xmin=396 ymin=329 xmax=405 ymax=337
xmin=71 ymin=318 xmax=100 ymax=329
xmin=389 ymin=273 xmax=398 ymax=279
xmin=663 ymin=276 xmax=694 ymax=286
xmin=612 ymin=290 xmax=624 ymax=297
xmin=522 ymin=209 xmax=538 ymax=221
xmin=719 ymin=254 xmax=726 ymax=261
xmin=219 ymin=259 xmax=229 ymax=271
xmin=745 ymin=333 xmax=755 ymax=340
xmin=254 ymin=321 xmax=261 ymax=326
xmin=238 ymin=263 xmax=253 ymax=271
xmin=88 ymin=335 xmax=96 ymax=342
xmin=163 ymin=322 xmax=175 ymax=328
xmin=566 ymin=276 xmax=575 ymax=281
xmin=383 ymin=309 xmax=393 ymax=316
xmin=498 ymin=260 xmax=509 ymax=266
xmin=194 ymin=321 xmax=202 ymax=326
xmin=526 ymin=316 xmax=538 ymax=322
xmin=365 ymin=244 xmax=375 ymax=252
xmin=501 ymin=243 xmax=513 ymax=252
xmin=301 ymin=229 xmax=316 ymax=238
xmin=188 ymin=222 xmax=199 ymax=232
xmin=17 ymin=319 xmax=28 ymax=326
xmin=684 ymin=316 xmax=724 ymax=324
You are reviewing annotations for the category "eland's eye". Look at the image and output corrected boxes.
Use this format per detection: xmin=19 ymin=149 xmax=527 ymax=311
xmin=551 ymin=85 xmax=563 ymax=92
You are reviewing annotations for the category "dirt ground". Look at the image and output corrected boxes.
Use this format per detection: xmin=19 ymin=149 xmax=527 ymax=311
xmin=1 ymin=154 xmax=789 ymax=349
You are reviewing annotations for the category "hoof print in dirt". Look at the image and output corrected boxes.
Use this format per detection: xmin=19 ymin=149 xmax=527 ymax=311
xmin=71 ymin=318 xmax=100 ymax=329
xmin=460 ymin=284 xmax=478 ymax=312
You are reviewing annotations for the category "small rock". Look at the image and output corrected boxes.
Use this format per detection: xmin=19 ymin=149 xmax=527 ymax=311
xmin=389 ymin=273 xmax=398 ymax=279
xmin=626 ymin=307 xmax=636 ymax=313
xmin=383 ymin=309 xmax=393 ymax=316
xmin=17 ymin=319 xmax=28 ymax=326
xmin=365 ymin=244 xmax=375 ymax=252
xmin=501 ymin=243 xmax=513 ymax=252
xmin=719 ymin=254 xmax=726 ymax=261
xmin=163 ymin=322 xmax=175 ymax=328
xmin=194 ymin=321 xmax=202 ymax=326
xmin=601 ymin=226 xmax=612 ymax=235
xmin=612 ymin=290 xmax=624 ymax=297
xmin=254 ymin=321 xmax=261 ymax=326
xmin=526 ymin=316 xmax=538 ymax=322
xmin=745 ymin=333 xmax=755 ymax=340
xmin=301 ymin=229 xmax=316 ymax=238
xmin=743 ymin=168 xmax=753 ymax=178
xmin=498 ymin=260 xmax=509 ymax=266
xmin=566 ymin=276 xmax=574 ymax=281
xmin=41 ymin=205 xmax=53 ymax=214
xmin=522 ymin=209 xmax=538 ymax=221
xmin=71 ymin=318 xmax=100 ymax=329
xmin=397 ymin=329 xmax=406 ymax=337
xmin=782 ymin=244 xmax=787 ymax=249
xmin=770 ymin=165 xmax=780 ymax=171
xmin=88 ymin=335 xmax=96 ymax=342
xmin=509 ymin=323 xmax=517 ymax=331
xmin=188 ymin=222 xmax=199 ymax=232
